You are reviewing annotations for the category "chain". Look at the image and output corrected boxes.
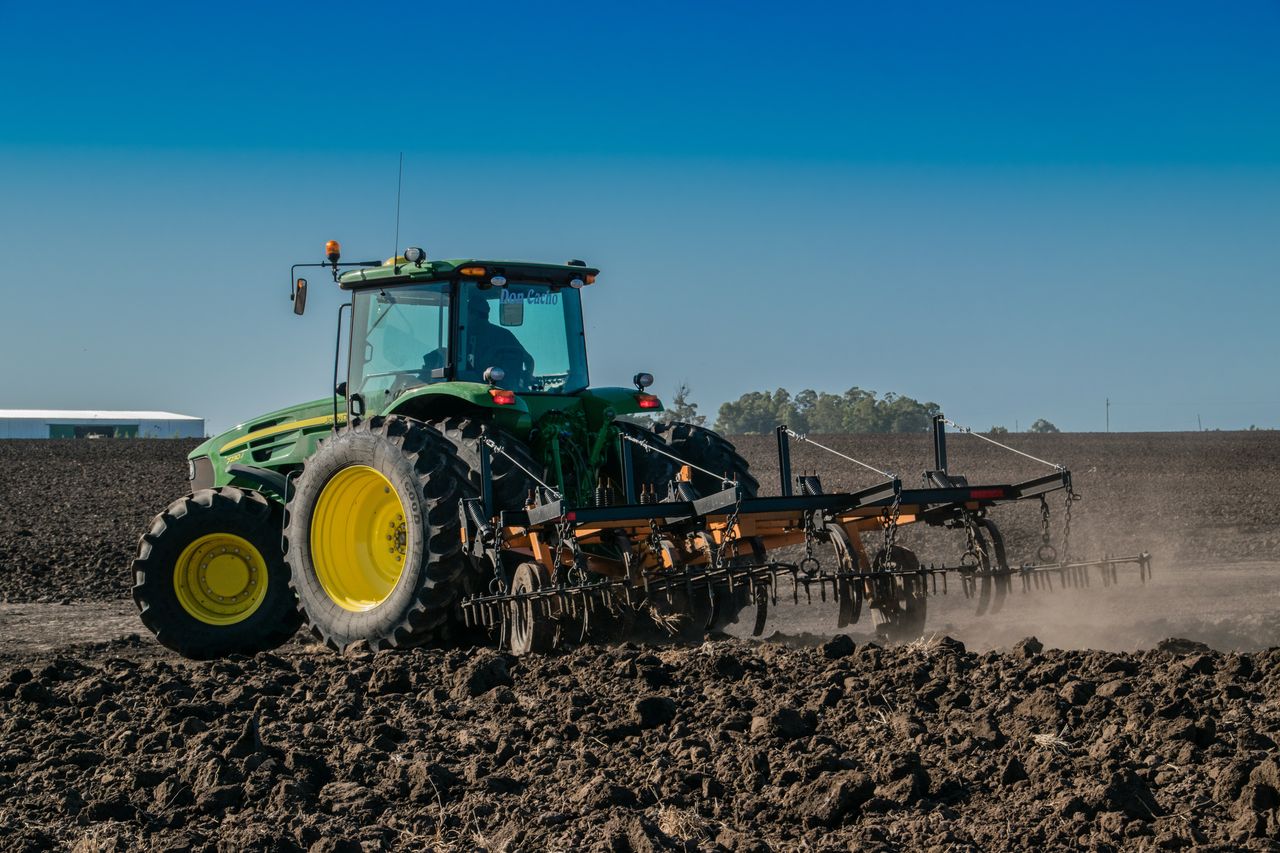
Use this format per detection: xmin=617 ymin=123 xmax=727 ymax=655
xmin=1035 ymin=496 xmax=1058 ymax=563
xmin=715 ymin=492 xmax=744 ymax=569
xmin=878 ymin=492 xmax=903 ymax=569
xmin=1039 ymin=497 xmax=1052 ymax=548
xmin=961 ymin=515 xmax=982 ymax=569
xmin=1061 ymin=489 xmax=1079 ymax=564
xmin=799 ymin=510 xmax=821 ymax=576
xmin=646 ymin=517 xmax=665 ymax=562
xmin=555 ymin=517 xmax=583 ymax=579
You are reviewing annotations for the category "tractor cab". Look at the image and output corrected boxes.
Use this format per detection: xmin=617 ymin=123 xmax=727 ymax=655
xmin=347 ymin=274 xmax=590 ymax=412
xmin=297 ymin=244 xmax=617 ymax=428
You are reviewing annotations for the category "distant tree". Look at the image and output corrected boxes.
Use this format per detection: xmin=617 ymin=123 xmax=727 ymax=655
xmin=716 ymin=386 xmax=940 ymax=434
xmin=659 ymin=382 xmax=705 ymax=427
xmin=988 ymin=425 xmax=1010 ymax=436
xmin=715 ymin=389 xmax=793 ymax=434
xmin=1028 ymin=418 xmax=1060 ymax=434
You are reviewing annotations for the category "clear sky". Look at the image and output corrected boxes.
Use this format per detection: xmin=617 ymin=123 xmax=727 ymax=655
xmin=2 ymin=1 xmax=1277 ymax=434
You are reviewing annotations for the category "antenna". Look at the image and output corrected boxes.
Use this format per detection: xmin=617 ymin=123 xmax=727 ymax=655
xmin=392 ymin=152 xmax=404 ymax=271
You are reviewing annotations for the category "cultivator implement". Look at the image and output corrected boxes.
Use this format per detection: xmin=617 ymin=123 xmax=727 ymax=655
xmin=460 ymin=416 xmax=1153 ymax=651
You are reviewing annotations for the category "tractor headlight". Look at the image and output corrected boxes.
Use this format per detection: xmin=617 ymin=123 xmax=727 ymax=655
xmin=633 ymin=372 xmax=654 ymax=390
xmin=189 ymin=457 xmax=214 ymax=491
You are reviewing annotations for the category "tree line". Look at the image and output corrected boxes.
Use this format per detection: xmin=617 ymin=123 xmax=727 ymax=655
xmin=641 ymin=383 xmax=1060 ymax=435
xmin=713 ymin=387 xmax=942 ymax=434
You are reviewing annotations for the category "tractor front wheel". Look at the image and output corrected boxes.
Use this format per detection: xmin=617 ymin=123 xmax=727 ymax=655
xmin=132 ymin=487 xmax=301 ymax=660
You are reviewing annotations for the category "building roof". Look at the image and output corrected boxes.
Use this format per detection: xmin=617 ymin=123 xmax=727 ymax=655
xmin=0 ymin=410 xmax=202 ymax=421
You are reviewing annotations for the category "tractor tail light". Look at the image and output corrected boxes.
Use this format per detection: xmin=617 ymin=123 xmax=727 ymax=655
xmin=636 ymin=394 xmax=660 ymax=409
xmin=489 ymin=388 xmax=517 ymax=405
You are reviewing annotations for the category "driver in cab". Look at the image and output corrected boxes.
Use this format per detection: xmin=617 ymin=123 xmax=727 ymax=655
xmin=461 ymin=295 xmax=534 ymax=386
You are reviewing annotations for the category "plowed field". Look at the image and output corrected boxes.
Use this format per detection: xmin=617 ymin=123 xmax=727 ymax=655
xmin=0 ymin=434 xmax=1277 ymax=850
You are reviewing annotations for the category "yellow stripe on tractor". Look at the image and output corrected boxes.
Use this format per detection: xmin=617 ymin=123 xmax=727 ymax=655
xmin=220 ymin=413 xmax=347 ymax=454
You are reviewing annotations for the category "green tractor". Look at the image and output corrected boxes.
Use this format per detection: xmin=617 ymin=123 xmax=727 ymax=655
xmin=133 ymin=242 xmax=754 ymax=658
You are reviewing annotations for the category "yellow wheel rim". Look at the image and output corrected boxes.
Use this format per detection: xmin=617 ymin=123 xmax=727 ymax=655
xmin=173 ymin=533 xmax=269 ymax=626
xmin=311 ymin=465 xmax=409 ymax=612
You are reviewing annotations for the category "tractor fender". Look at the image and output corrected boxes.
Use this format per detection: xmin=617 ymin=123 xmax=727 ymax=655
xmin=227 ymin=463 xmax=290 ymax=500
xmin=578 ymin=386 xmax=665 ymax=418
xmin=385 ymin=383 xmax=534 ymax=433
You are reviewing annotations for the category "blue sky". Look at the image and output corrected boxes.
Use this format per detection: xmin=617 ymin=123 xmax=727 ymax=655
xmin=2 ymin=1 xmax=1278 ymax=433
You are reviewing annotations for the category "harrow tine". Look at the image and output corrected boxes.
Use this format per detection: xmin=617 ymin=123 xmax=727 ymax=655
xmin=990 ymin=571 xmax=1009 ymax=614
xmin=751 ymin=584 xmax=768 ymax=637
xmin=974 ymin=573 xmax=992 ymax=617
xmin=836 ymin=574 xmax=861 ymax=627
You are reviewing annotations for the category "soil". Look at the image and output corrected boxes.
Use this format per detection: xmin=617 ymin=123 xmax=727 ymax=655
xmin=0 ymin=433 xmax=1277 ymax=850
xmin=0 ymin=440 xmax=196 ymax=603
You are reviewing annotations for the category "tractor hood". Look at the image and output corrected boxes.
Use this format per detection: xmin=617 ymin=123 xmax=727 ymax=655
xmin=191 ymin=398 xmax=343 ymax=463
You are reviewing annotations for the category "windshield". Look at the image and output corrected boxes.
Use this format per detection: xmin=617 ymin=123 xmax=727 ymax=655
xmin=349 ymin=282 xmax=450 ymax=407
xmin=458 ymin=283 xmax=588 ymax=393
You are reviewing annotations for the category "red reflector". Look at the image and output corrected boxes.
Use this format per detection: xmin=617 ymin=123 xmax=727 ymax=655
xmin=969 ymin=488 xmax=1005 ymax=500
xmin=565 ymin=511 xmax=577 ymax=521
xmin=489 ymin=388 xmax=517 ymax=405
xmin=636 ymin=393 xmax=660 ymax=409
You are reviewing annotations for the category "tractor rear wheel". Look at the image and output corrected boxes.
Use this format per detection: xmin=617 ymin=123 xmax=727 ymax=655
xmin=285 ymin=415 xmax=468 ymax=651
xmin=659 ymin=422 xmax=766 ymax=635
xmin=428 ymin=417 xmax=543 ymax=510
xmin=611 ymin=421 xmax=676 ymax=497
xmin=133 ymin=487 xmax=301 ymax=660
xmin=655 ymin=422 xmax=760 ymax=499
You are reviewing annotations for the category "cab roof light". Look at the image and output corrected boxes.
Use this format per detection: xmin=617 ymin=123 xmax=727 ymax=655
xmin=459 ymin=266 xmax=487 ymax=277
xmin=489 ymin=388 xmax=517 ymax=405
xmin=325 ymin=240 xmax=341 ymax=264
xmin=636 ymin=393 xmax=661 ymax=410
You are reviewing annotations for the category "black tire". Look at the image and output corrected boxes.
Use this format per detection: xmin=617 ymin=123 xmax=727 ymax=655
xmin=654 ymin=422 xmax=760 ymax=499
xmin=132 ymin=487 xmax=301 ymax=660
xmin=284 ymin=415 xmax=468 ymax=652
xmin=426 ymin=417 xmax=542 ymax=511
xmin=508 ymin=561 xmax=556 ymax=655
xmin=612 ymin=421 xmax=676 ymax=497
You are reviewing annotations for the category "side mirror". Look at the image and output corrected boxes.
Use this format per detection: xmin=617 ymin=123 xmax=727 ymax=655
xmin=293 ymin=278 xmax=308 ymax=315
xmin=335 ymin=381 xmax=347 ymax=397
xmin=349 ymin=393 xmax=365 ymax=418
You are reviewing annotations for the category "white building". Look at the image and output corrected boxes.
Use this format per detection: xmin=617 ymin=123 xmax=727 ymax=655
xmin=0 ymin=410 xmax=205 ymax=439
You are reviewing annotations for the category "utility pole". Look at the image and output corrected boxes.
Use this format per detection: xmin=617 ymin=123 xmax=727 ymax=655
xmin=1106 ymin=397 xmax=1110 ymax=433
xmin=1197 ymin=413 xmax=1203 ymax=432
